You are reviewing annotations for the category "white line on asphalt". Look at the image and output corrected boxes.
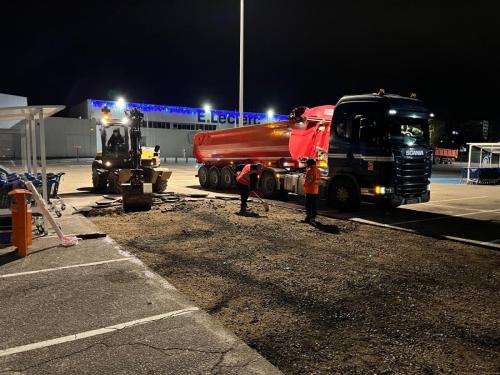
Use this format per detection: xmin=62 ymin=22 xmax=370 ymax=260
xmin=391 ymin=208 xmax=500 ymax=225
xmin=425 ymin=196 xmax=488 ymax=204
xmin=420 ymin=203 xmax=483 ymax=211
xmin=351 ymin=218 xmax=500 ymax=249
xmin=0 ymin=258 xmax=133 ymax=278
xmin=0 ymin=307 xmax=199 ymax=358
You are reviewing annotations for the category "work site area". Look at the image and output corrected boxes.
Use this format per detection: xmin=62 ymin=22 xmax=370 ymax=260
xmin=1 ymin=1 xmax=500 ymax=372
xmin=1 ymin=93 xmax=499 ymax=374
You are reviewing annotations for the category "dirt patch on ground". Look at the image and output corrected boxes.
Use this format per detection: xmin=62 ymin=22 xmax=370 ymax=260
xmin=90 ymin=199 xmax=500 ymax=374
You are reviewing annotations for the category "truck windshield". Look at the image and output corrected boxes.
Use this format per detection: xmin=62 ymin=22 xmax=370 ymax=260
xmin=385 ymin=117 xmax=429 ymax=146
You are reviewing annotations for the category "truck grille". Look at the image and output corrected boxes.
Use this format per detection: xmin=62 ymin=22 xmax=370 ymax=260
xmin=394 ymin=157 xmax=430 ymax=197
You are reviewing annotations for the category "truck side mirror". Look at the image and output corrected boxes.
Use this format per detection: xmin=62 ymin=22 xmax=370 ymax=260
xmin=154 ymin=145 xmax=160 ymax=152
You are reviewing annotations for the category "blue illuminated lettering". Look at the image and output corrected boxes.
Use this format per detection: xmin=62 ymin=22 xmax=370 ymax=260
xmin=198 ymin=112 xmax=205 ymax=122
xmin=227 ymin=115 xmax=235 ymax=124
xmin=219 ymin=114 xmax=226 ymax=124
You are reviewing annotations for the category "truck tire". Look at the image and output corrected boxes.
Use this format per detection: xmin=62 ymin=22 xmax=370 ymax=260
xmin=92 ymin=170 xmax=107 ymax=191
xmin=208 ymin=166 xmax=221 ymax=188
xmin=220 ymin=166 xmax=235 ymax=189
xmin=260 ymin=171 xmax=278 ymax=198
xmin=328 ymin=177 xmax=360 ymax=211
xmin=198 ymin=166 xmax=209 ymax=187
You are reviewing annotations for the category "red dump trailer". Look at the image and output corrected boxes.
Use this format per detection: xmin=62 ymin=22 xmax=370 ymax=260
xmin=433 ymin=146 xmax=459 ymax=164
xmin=193 ymin=105 xmax=334 ymax=197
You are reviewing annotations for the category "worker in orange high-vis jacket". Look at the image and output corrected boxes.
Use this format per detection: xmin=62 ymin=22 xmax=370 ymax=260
xmin=303 ymin=158 xmax=322 ymax=224
xmin=236 ymin=163 xmax=262 ymax=214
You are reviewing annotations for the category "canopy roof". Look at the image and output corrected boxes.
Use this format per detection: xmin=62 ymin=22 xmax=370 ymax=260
xmin=0 ymin=105 xmax=65 ymax=128
xmin=467 ymin=142 xmax=500 ymax=155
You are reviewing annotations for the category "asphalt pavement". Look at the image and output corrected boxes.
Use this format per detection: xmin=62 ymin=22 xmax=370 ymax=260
xmin=0 ymin=208 xmax=281 ymax=374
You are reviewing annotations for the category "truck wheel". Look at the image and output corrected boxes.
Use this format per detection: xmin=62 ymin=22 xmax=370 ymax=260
xmin=92 ymin=170 xmax=107 ymax=191
xmin=153 ymin=177 xmax=168 ymax=193
xmin=260 ymin=171 xmax=278 ymax=198
xmin=208 ymin=167 xmax=221 ymax=188
xmin=329 ymin=177 xmax=360 ymax=211
xmin=220 ymin=166 xmax=235 ymax=189
xmin=198 ymin=166 xmax=209 ymax=187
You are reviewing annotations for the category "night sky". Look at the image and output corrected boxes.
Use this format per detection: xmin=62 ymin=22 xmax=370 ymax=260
xmin=1 ymin=0 xmax=499 ymax=120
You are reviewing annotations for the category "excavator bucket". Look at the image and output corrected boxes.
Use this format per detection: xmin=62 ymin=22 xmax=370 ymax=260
xmin=122 ymin=182 xmax=153 ymax=212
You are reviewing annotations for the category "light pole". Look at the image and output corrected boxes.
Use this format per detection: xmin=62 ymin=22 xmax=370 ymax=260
xmin=239 ymin=0 xmax=244 ymax=128
xmin=267 ymin=109 xmax=274 ymax=123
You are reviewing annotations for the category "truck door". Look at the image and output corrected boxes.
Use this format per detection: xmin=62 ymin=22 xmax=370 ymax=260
xmin=329 ymin=104 xmax=361 ymax=176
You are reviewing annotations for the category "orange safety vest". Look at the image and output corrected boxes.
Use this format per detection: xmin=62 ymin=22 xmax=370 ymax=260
xmin=236 ymin=164 xmax=252 ymax=186
xmin=304 ymin=165 xmax=321 ymax=194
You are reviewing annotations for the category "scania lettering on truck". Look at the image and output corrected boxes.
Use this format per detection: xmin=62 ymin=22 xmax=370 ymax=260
xmin=193 ymin=91 xmax=433 ymax=210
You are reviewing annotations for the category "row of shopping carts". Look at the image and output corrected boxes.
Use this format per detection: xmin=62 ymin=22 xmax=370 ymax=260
xmin=0 ymin=172 xmax=66 ymax=235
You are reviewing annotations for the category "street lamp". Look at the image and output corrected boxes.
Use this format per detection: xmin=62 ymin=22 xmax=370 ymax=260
xmin=203 ymin=104 xmax=211 ymax=128
xmin=239 ymin=0 xmax=244 ymax=128
xmin=116 ymin=97 xmax=126 ymax=110
xmin=267 ymin=109 xmax=275 ymax=122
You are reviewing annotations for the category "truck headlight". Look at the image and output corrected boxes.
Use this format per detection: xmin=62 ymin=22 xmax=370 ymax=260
xmin=105 ymin=161 xmax=112 ymax=167
xmin=375 ymin=186 xmax=386 ymax=195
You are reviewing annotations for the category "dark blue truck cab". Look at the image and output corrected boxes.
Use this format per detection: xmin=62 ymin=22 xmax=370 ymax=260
xmin=327 ymin=92 xmax=433 ymax=210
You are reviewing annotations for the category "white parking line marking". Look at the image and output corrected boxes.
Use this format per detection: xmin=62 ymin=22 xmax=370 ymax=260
xmin=420 ymin=203 xmax=483 ymax=211
xmin=351 ymin=218 xmax=500 ymax=250
xmin=392 ymin=208 xmax=500 ymax=225
xmin=0 ymin=307 xmax=199 ymax=358
xmin=426 ymin=196 xmax=488 ymax=204
xmin=0 ymin=258 xmax=133 ymax=278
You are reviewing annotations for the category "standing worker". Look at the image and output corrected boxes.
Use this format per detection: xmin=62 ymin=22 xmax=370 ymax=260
xmin=303 ymin=158 xmax=322 ymax=224
xmin=236 ymin=163 xmax=261 ymax=214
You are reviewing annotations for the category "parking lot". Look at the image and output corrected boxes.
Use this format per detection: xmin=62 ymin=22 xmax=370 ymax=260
xmin=317 ymin=183 xmax=500 ymax=249
xmin=2 ymin=160 xmax=499 ymax=374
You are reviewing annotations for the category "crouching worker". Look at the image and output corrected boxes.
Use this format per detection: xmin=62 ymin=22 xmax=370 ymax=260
xmin=303 ymin=158 xmax=322 ymax=224
xmin=236 ymin=163 xmax=261 ymax=214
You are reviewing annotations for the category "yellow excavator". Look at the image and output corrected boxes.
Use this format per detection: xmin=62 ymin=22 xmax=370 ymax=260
xmin=91 ymin=106 xmax=171 ymax=210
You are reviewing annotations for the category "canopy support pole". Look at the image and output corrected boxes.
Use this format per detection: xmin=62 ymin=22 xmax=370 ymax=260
xmin=25 ymin=114 xmax=32 ymax=174
xmin=467 ymin=144 xmax=472 ymax=183
xmin=20 ymin=134 xmax=27 ymax=171
xmin=30 ymin=113 xmax=38 ymax=175
xmin=39 ymin=108 xmax=48 ymax=202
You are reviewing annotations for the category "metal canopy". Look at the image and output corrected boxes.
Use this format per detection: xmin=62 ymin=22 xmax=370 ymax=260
xmin=465 ymin=142 xmax=500 ymax=184
xmin=0 ymin=105 xmax=64 ymax=127
xmin=0 ymin=105 xmax=65 ymax=201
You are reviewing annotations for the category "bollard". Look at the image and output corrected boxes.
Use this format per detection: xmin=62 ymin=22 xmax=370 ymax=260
xmin=8 ymin=189 xmax=32 ymax=258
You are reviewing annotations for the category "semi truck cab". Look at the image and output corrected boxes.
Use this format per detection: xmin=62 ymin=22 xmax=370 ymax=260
xmin=327 ymin=92 xmax=433 ymax=210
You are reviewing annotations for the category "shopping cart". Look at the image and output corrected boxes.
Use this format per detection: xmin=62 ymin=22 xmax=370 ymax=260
xmin=27 ymin=172 xmax=66 ymax=218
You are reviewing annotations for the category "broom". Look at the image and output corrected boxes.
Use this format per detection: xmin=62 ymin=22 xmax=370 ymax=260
xmin=250 ymin=191 xmax=270 ymax=212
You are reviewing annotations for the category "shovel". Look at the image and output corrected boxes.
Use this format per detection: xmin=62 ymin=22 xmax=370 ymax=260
xmin=250 ymin=191 xmax=269 ymax=212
